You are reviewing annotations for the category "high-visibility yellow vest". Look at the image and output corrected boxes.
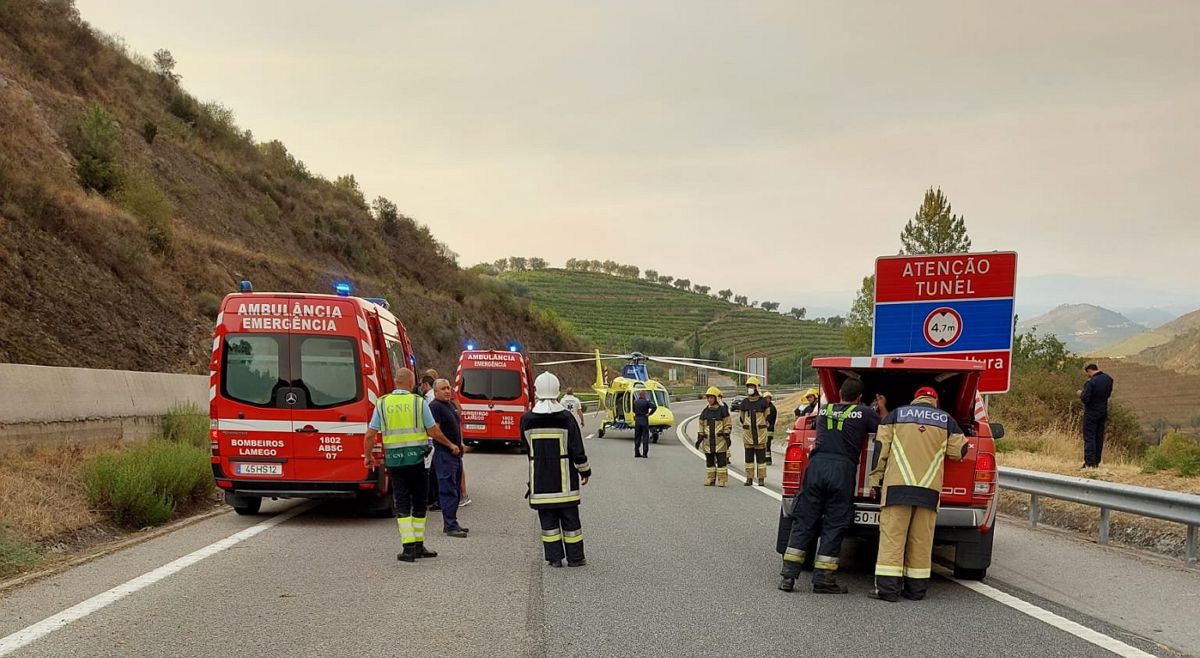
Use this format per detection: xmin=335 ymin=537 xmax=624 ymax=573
xmin=378 ymin=392 xmax=428 ymax=467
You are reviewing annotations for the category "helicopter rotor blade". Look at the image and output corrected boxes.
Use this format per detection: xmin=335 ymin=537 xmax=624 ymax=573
xmin=646 ymin=356 xmax=721 ymax=363
xmin=647 ymin=356 xmax=759 ymax=378
xmin=528 ymin=351 xmax=626 ymax=358
xmin=535 ymin=358 xmax=606 ymax=366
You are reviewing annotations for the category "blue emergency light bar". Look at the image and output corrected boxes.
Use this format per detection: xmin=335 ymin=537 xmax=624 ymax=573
xmin=239 ymin=280 xmax=253 ymax=292
xmin=335 ymin=282 xmax=352 ymax=297
xmin=465 ymin=341 xmax=477 ymax=351
xmin=507 ymin=342 xmax=520 ymax=352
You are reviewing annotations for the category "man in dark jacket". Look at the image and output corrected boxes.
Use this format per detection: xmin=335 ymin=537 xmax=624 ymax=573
xmin=522 ymin=372 xmax=592 ymax=568
xmin=1079 ymin=364 xmax=1114 ymax=468
xmin=632 ymin=390 xmax=658 ymax=459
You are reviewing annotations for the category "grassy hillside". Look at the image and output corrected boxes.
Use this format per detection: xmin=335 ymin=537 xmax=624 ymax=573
xmin=1018 ymin=304 xmax=1143 ymax=354
xmin=1102 ymin=308 xmax=1200 ymax=357
xmin=502 ymin=269 xmax=849 ymax=365
xmin=0 ymin=1 xmax=577 ymax=375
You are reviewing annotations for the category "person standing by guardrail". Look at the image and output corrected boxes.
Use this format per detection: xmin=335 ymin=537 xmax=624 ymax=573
xmin=739 ymin=377 xmax=770 ymax=485
xmin=632 ymin=390 xmax=657 ymax=458
xmin=867 ymin=386 xmax=968 ymax=601
xmin=1078 ymin=364 xmax=1114 ymax=469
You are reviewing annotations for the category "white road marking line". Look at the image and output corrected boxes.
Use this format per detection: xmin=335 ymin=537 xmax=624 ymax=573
xmin=586 ymin=434 xmax=595 ymax=440
xmin=675 ymin=412 xmax=1157 ymax=658
xmin=945 ymin=571 xmax=1157 ymax=658
xmin=0 ymin=502 xmax=317 ymax=657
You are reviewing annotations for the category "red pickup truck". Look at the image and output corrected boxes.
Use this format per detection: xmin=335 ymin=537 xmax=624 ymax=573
xmin=775 ymin=356 xmax=1003 ymax=580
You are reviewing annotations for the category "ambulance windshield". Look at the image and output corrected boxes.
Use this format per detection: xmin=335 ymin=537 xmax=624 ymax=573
xmin=220 ymin=333 xmax=361 ymax=408
xmin=460 ymin=369 xmax=524 ymax=401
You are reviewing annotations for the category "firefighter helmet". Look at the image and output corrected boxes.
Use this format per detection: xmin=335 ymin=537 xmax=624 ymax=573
xmin=532 ymin=372 xmax=566 ymax=413
xmin=705 ymin=386 xmax=722 ymax=398
xmin=746 ymin=376 xmax=761 ymax=387
xmin=763 ymin=391 xmax=772 ymax=399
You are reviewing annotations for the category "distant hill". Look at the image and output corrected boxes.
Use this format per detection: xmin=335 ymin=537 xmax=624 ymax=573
xmin=1017 ymin=304 xmax=1143 ymax=354
xmin=1101 ymin=309 xmax=1200 ymax=358
xmin=1120 ymin=307 xmax=1177 ymax=329
xmin=500 ymin=269 xmax=849 ymax=364
xmin=1133 ymin=330 xmax=1200 ymax=376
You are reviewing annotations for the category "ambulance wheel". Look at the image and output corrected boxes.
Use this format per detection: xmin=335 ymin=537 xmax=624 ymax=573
xmin=363 ymin=492 xmax=394 ymax=518
xmin=232 ymin=496 xmax=262 ymax=516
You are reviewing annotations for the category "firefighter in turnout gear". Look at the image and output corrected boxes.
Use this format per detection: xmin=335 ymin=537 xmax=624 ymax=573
xmin=694 ymin=386 xmax=733 ymax=486
xmin=868 ymin=386 xmax=969 ymax=602
xmin=521 ymin=372 xmax=593 ymax=568
xmin=763 ymin=391 xmax=778 ymax=465
xmin=739 ymin=376 xmax=770 ymax=486
xmin=779 ymin=378 xmax=883 ymax=593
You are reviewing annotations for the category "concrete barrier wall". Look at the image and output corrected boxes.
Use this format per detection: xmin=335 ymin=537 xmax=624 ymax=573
xmin=0 ymin=364 xmax=207 ymax=452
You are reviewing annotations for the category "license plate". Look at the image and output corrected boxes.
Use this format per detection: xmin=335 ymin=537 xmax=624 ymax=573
xmin=854 ymin=509 xmax=880 ymax=525
xmin=234 ymin=462 xmax=283 ymax=477
xmin=464 ymin=423 xmax=486 ymax=431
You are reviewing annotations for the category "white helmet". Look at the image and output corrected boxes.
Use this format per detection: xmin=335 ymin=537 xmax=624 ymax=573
xmin=533 ymin=372 xmax=565 ymax=413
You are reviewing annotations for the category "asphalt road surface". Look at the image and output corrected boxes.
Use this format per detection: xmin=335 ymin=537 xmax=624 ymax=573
xmin=2 ymin=400 xmax=1195 ymax=657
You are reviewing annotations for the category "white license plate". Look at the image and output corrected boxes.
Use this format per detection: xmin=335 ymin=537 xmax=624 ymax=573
xmin=854 ymin=509 xmax=880 ymax=525
xmin=234 ymin=462 xmax=283 ymax=477
xmin=464 ymin=423 xmax=486 ymax=431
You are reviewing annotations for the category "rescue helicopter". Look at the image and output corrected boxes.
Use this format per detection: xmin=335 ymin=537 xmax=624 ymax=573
xmin=532 ymin=350 xmax=756 ymax=442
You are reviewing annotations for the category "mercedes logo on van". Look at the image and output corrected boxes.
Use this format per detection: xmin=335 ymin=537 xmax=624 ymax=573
xmin=285 ymin=392 xmax=298 ymax=406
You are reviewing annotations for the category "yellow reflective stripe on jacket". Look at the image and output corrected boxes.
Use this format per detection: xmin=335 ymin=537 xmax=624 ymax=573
xmin=530 ymin=492 xmax=581 ymax=504
xmin=888 ymin=436 xmax=919 ymax=486
xmin=825 ymin=404 xmax=857 ymax=430
xmin=917 ymin=440 xmax=949 ymax=488
xmin=563 ymin=529 xmax=583 ymax=544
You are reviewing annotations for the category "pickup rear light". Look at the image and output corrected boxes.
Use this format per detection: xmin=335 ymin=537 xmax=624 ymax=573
xmin=974 ymin=452 xmax=997 ymax=495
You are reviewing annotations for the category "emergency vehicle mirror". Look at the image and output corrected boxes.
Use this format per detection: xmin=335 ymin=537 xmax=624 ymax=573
xmin=989 ymin=423 xmax=1006 ymax=440
xmin=362 ymin=362 xmax=375 ymax=376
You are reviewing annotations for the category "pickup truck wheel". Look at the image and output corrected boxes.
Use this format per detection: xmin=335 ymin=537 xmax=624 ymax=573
xmin=951 ymin=529 xmax=994 ymax=580
xmin=232 ymin=496 xmax=262 ymax=516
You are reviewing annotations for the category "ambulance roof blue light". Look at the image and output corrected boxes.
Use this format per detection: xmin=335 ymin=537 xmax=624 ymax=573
xmin=335 ymin=282 xmax=352 ymax=296
xmin=465 ymin=342 xmax=477 ymax=351
xmin=508 ymin=342 xmax=520 ymax=352
xmin=239 ymin=280 xmax=253 ymax=292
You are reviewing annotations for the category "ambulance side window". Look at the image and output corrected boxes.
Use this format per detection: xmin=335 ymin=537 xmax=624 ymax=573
xmin=223 ymin=335 xmax=284 ymax=406
xmin=385 ymin=341 xmax=405 ymax=381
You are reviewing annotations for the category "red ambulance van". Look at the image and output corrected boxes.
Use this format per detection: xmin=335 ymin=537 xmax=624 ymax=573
xmin=454 ymin=347 xmax=534 ymax=448
xmin=209 ymin=283 xmax=415 ymax=515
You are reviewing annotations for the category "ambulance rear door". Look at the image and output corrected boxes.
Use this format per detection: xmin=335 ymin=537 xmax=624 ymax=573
xmin=286 ymin=298 xmax=374 ymax=482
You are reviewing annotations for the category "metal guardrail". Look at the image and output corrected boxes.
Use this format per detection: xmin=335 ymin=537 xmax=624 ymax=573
xmin=999 ymin=467 xmax=1199 ymax=564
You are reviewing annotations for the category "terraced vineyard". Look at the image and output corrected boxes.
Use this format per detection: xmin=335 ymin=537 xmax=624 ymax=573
xmin=502 ymin=269 xmax=849 ymax=362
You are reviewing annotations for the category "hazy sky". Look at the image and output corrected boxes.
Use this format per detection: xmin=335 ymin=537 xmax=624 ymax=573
xmin=76 ymin=1 xmax=1199 ymax=317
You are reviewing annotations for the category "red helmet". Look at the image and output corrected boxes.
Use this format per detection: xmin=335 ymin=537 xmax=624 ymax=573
xmin=914 ymin=386 xmax=938 ymax=401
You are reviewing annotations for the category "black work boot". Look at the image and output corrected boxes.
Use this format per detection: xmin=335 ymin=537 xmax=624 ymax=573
xmin=812 ymin=571 xmax=849 ymax=594
xmin=548 ymin=559 xmax=563 ymax=568
xmin=567 ymin=558 xmax=587 ymax=567
xmin=778 ymin=577 xmax=796 ymax=592
xmin=413 ymin=543 xmax=438 ymax=559
xmin=397 ymin=544 xmax=417 ymax=563
xmin=743 ymin=478 xmax=753 ymax=486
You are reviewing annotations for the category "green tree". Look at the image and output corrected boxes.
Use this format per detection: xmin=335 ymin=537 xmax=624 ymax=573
xmin=789 ymin=307 xmax=806 ymax=319
xmin=71 ymin=102 xmax=122 ymax=193
xmin=674 ymin=278 xmax=691 ymax=291
xmin=694 ymin=285 xmax=711 ymax=295
xmin=644 ymin=269 xmax=658 ymax=281
xmin=334 ymin=174 xmax=366 ymax=207
xmin=371 ymin=196 xmax=399 ymax=235
xmin=529 ymin=257 xmax=548 ymax=270
xmin=762 ymin=301 xmax=780 ymax=312
xmin=492 ymin=257 xmax=510 ymax=272
xmin=900 ymin=187 xmax=972 ymax=255
xmin=844 ymin=187 xmax=973 ymax=354
xmin=717 ymin=289 xmax=733 ymax=301
xmin=153 ymin=48 xmax=180 ymax=83
xmin=658 ymin=275 xmax=674 ymax=285
xmin=509 ymin=256 xmax=528 ymax=271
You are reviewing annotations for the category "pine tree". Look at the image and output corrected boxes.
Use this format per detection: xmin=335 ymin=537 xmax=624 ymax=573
xmin=899 ymin=187 xmax=972 ymax=255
